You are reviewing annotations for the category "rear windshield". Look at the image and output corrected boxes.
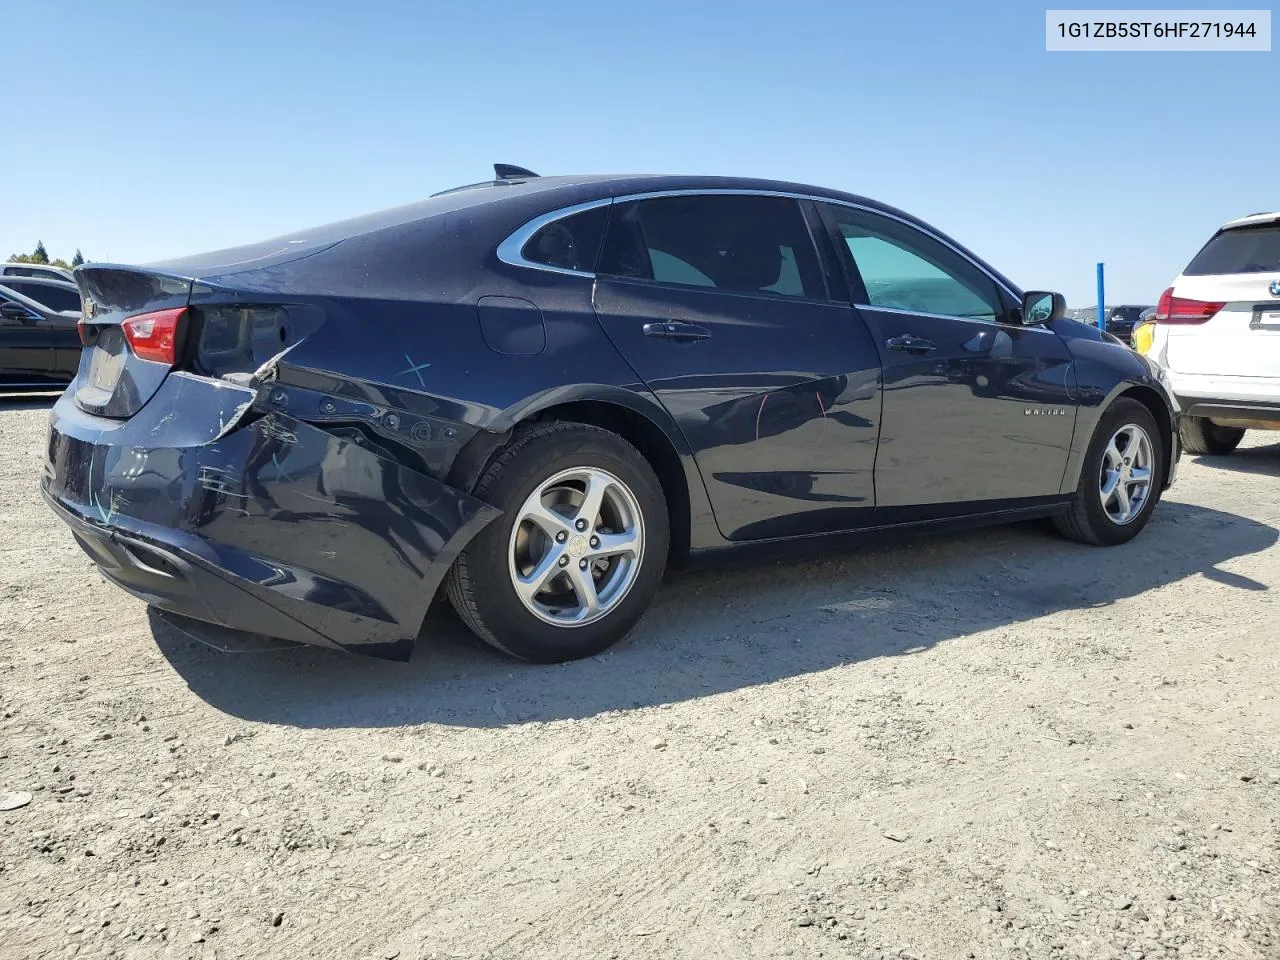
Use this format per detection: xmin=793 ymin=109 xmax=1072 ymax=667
xmin=1184 ymin=224 xmax=1280 ymax=276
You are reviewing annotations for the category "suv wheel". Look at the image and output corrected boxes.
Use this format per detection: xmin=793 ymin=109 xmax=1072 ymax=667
xmin=1179 ymin=415 xmax=1245 ymax=456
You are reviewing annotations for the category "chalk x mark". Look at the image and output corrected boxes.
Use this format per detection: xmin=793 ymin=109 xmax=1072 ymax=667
xmin=397 ymin=354 xmax=431 ymax=387
xmin=271 ymin=453 xmax=294 ymax=482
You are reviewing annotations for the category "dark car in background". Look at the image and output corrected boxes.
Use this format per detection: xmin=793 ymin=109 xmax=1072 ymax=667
xmin=42 ymin=168 xmax=1179 ymax=665
xmin=1105 ymin=304 xmax=1155 ymax=344
xmin=0 ymin=283 xmax=82 ymax=389
xmin=1 ymin=277 xmax=82 ymax=313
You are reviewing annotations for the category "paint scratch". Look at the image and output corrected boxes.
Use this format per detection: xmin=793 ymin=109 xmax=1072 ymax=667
xmin=755 ymin=393 xmax=770 ymax=442
xmin=213 ymin=401 xmax=254 ymax=441
xmin=258 ymin=418 xmax=298 ymax=445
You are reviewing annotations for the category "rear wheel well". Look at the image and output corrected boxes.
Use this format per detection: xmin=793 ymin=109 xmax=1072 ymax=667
xmin=1119 ymin=385 xmax=1173 ymax=482
xmin=451 ymin=401 xmax=691 ymax=568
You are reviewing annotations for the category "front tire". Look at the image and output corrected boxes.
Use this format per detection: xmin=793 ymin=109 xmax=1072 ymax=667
xmin=1179 ymin=415 xmax=1244 ymax=456
xmin=1054 ymin=398 xmax=1164 ymax=546
xmin=445 ymin=422 xmax=669 ymax=663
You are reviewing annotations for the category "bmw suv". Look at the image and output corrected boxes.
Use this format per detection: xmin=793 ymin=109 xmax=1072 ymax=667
xmin=1145 ymin=212 xmax=1280 ymax=454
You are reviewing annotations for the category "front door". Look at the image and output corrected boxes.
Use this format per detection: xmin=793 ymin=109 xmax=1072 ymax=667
xmin=0 ymin=296 xmax=55 ymax=383
xmin=592 ymin=193 xmax=882 ymax=541
xmin=817 ymin=202 xmax=1076 ymax=515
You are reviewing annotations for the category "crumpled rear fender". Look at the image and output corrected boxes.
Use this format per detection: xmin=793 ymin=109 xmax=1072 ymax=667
xmin=43 ymin=373 xmax=499 ymax=658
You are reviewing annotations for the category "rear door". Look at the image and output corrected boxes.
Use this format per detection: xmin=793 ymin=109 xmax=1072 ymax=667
xmin=1166 ymin=223 xmax=1280 ymax=379
xmin=591 ymin=193 xmax=883 ymax=541
xmin=817 ymin=202 xmax=1075 ymax=513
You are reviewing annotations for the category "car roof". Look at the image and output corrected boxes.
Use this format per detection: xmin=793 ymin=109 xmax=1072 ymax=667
xmin=143 ymin=172 xmax=1020 ymax=296
xmin=0 ymin=275 xmax=79 ymax=289
xmin=1220 ymin=211 xmax=1280 ymax=230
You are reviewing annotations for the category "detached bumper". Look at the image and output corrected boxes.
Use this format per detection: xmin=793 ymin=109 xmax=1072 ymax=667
xmin=42 ymin=373 xmax=499 ymax=659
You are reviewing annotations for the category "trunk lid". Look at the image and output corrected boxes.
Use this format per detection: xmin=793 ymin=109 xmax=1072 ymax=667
xmin=75 ymin=266 xmax=193 ymax=418
xmin=73 ymin=236 xmax=340 ymax=419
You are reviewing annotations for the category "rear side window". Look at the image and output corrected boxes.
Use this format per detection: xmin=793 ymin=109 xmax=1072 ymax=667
xmin=1184 ymin=225 xmax=1280 ymax=276
xmin=598 ymin=195 xmax=825 ymax=299
xmin=521 ymin=206 xmax=608 ymax=273
xmin=823 ymin=204 xmax=1001 ymax=322
xmin=3 ymin=281 xmax=79 ymax=312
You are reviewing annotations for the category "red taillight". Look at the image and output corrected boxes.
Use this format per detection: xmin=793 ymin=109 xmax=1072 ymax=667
xmin=1154 ymin=287 xmax=1224 ymax=325
xmin=76 ymin=319 xmax=89 ymax=345
xmin=121 ymin=308 xmax=185 ymax=363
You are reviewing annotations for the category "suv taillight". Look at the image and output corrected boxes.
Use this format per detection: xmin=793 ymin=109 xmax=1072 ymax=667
xmin=121 ymin=308 xmax=185 ymax=363
xmin=1154 ymin=287 xmax=1224 ymax=325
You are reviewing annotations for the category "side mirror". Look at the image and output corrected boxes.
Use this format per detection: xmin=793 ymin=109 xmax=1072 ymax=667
xmin=1021 ymin=290 xmax=1066 ymax=325
xmin=0 ymin=302 xmax=34 ymax=321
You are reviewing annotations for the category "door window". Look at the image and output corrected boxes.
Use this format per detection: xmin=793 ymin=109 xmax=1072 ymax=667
xmin=3 ymin=281 xmax=80 ymax=312
xmin=598 ymin=195 xmax=825 ymax=300
xmin=825 ymin=205 xmax=1001 ymax=322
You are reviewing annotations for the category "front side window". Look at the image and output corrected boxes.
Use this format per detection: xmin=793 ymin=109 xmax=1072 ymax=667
xmin=825 ymin=205 xmax=1001 ymax=322
xmin=598 ymin=195 xmax=825 ymax=300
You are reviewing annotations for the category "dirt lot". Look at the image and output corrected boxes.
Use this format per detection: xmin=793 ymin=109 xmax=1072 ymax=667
xmin=1 ymin=395 xmax=1278 ymax=960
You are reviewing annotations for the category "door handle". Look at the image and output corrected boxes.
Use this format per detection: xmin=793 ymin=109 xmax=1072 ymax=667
xmin=643 ymin=320 xmax=712 ymax=342
xmin=886 ymin=335 xmax=936 ymax=354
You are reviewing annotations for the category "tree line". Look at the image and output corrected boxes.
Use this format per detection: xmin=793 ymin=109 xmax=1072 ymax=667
xmin=7 ymin=241 xmax=85 ymax=270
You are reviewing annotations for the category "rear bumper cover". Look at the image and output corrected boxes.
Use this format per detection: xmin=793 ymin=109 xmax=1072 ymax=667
xmin=42 ymin=373 xmax=499 ymax=659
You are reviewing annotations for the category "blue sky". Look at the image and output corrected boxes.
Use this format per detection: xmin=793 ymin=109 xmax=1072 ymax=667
xmin=3 ymin=0 xmax=1274 ymax=304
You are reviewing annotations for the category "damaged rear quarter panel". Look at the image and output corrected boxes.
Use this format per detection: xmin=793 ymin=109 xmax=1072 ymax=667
xmin=44 ymin=373 xmax=499 ymax=658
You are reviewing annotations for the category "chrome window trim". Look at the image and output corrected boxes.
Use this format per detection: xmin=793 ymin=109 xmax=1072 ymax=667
xmin=495 ymin=197 xmax=614 ymax=277
xmin=496 ymin=188 xmax=1045 ymax=331
xmin=858 ymin=303 xmax=1056 ymax=335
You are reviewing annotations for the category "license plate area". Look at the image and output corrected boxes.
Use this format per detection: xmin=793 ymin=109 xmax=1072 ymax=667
xmin=1249 ymin=304 xmax=1280 ymax=331
xmin=87 ymin=328 xmax=127 ymax=393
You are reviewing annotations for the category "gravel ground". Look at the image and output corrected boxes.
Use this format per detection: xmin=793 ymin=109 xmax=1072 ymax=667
xmin=1 ymin=395 xmax=1278 ymax=960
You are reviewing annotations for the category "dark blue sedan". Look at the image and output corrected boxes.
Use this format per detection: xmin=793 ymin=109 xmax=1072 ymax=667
xmin=42 ymin=167 xmax=1180 ymax=663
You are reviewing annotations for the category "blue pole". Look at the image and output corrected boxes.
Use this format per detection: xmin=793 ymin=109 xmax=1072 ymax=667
xmin=1096 ymin=262 xmax=1105 ymax=332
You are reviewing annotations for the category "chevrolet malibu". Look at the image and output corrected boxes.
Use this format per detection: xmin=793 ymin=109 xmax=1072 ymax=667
xmin=43 ymin=168 xmax=1179 ymax=663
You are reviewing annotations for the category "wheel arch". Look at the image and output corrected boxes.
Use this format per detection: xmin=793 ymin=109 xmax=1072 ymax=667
xmin=447 ymin=386 xmax=716 ymax=567
xmin=1060 ymin=379 xmax=1178 ymax=496
xmin=1118 ymin=384 xmax=1175 ymax=486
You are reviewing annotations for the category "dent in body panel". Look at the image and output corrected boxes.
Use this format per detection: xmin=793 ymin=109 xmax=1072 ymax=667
xmin=592 ymin=277 xmax=883 ymax=542
xmin=44 ymin=375 xmax=498 ymax=657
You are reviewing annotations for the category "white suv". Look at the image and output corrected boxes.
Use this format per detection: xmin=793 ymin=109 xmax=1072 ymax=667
xmin=1146 ymin=211 xmax=1280 ymax=455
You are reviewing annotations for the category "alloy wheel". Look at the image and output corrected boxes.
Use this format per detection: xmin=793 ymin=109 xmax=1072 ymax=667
xmin=507 ymin=467 xmax=645 ymax=626
xmin=1098 ymin=423 xmax=1154 ymax=525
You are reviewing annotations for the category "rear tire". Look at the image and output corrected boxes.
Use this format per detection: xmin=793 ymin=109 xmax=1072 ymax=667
xmin=1179 ymin=415 xmax=1244 ymax=456
xmin=445 ymin=422 xmax=669 ymax=663
xmin=1054 ymin=398 xmax=1164 ymax=546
